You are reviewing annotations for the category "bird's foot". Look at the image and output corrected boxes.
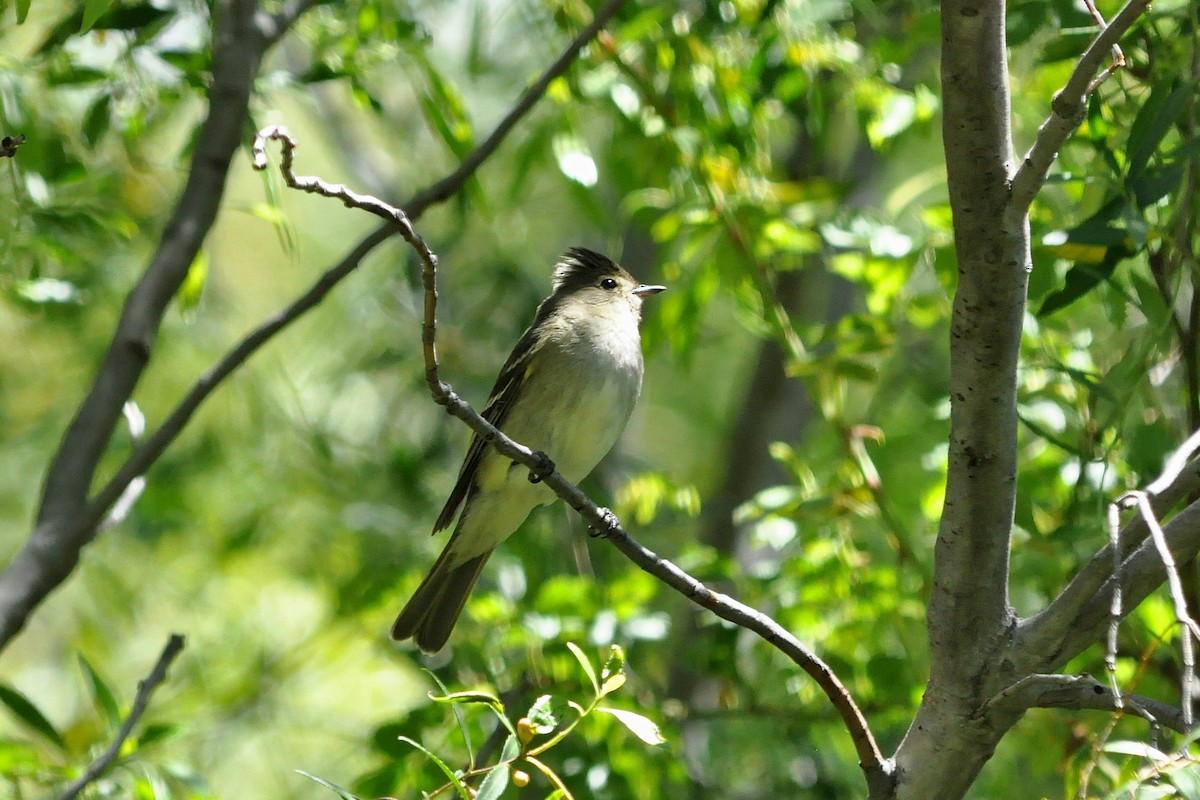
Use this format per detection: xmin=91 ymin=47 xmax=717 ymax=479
xmin=587 ymin=507 xmax=620 ymax=538
xmin=527 ymin=451 xmax=556 ymax=484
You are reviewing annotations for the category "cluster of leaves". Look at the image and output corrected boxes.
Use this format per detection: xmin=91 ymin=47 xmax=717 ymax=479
xmin=338 ymin=644 xmax=666 ymax=800
xmin=0 ymin=655 xmax=204 ymax=800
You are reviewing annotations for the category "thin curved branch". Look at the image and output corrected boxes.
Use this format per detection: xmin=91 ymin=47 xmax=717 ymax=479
xmin=57 ymin=634 xmax=185 ymax=800
xmin=251 ymin=126 xmax=893 ymax=790
xmin=1041 ymin=498 xmax=1200 ymax=671
xmin=1010 ymin=0 xmax=1152 ymax=210
xmin=245 ymin=149 xmax=894 ymax=793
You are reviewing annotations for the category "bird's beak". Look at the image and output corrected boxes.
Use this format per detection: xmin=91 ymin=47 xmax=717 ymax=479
xmin=633 ymin=283 xmax=667 ymax=297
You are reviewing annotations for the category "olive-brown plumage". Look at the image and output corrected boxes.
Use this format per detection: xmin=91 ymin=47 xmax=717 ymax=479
xmin=392 ymin=248 xmax=665 ymax=652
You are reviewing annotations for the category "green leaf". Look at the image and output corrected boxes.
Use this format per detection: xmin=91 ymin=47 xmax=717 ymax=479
xmin=595 ymin=707 xmax=667 ymax=745
xmin=92 ymin=4 xmax=172 ymax=32
xmin=565 ymin=642 xmax=599 ymax=697
xmin=47 ymin=66 xmax=109 ymax=86
xmin=79 ymin=655 xmax=122 ymax=729
xmin=1129 ymin=159 xmax=1187 ymax=208
xmin=0 ymin=684 xmax=65 ymax=749
xmin=599 ymin=644 xmax=627 ymax=697
xmin=176 ymin=250 xmax=208 ymax=313
xmin=81 ymin=0 xmax=115 ymax=32
xmin=429 ymin=685 xmax=516 ymax=740
xmin=396 ymin=737 xmax=472 ymax=799
xmin=475 ymin=737 xmax=518 ymax=800
xmin=422 ymin=669 xmax=476 ymax=766
xmin=1126 ymin=79 xmax=1190 ymax=180
xmin=15 ymin=0 xmax=30 ymax=23
xmin=525 ymin=694 xmax=558 ymax=735
xmin=429 ymin=688 xmax=504 ymax=707
xmin=1037 ymin=247 xmax=1129 ymax=317
xmin=135 ymin=723 xmax=177 ymax=748
xmin=82 ymin=94 xmax=112 ymax=148
xmin=295 ymin=770 xmax=361 ymax=800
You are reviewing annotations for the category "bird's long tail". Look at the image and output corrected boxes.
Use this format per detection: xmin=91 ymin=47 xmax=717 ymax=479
xmin=391 ymin=547 xmax=492 ymax=653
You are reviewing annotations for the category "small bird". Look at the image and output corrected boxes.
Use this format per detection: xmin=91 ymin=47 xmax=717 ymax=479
xmin=392 ymin=248 xmax=665 ymax=653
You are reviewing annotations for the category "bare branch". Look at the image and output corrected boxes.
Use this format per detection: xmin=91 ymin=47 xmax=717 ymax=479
xmin=57 ymin=634 xmax=186 ymax=800
xmin=1056 ymin=499 xmax=1200 ymax=669
xmin=1010 ymin=0 xmax=1151 ymax=210
xmin=983 ymin=673 xmax=1192 ymax=735
xmin=1118 ymin=491 xmax=1200 ymax=726
xmin=1017 ymin=433 xmax=1200 ymax=669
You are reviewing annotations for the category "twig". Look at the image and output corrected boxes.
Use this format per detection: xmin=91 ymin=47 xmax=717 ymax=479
xmin=252 ymin=128 xmax=895 ymax=790
xmin=1016 ymin=433 xmax=1200 ymax=663
xmin=1080 ymin=0 xmax=1127 ymax=93
xmin=405 ymin=0 xmax=628 ymax=214
xmin=1106 ymin=501 xmax=1124 ymax=705
xmin=1011 ymin=0 xmax=1151 ymax=210
xmin=1118 ymin=491 xmax=1200 ymax=727
xmin=80 ymin=0 xmax=628 ymax=548
xmin=57 ymin=634 xmax=186 ymax=800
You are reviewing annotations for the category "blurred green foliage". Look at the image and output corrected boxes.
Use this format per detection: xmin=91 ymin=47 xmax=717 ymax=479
xmin=2 ymin=0 xmax=1200 ymax=797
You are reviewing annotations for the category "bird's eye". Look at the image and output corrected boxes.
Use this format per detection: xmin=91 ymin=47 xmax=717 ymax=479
xmin=600 ymin=278 xmax=618 ymax=290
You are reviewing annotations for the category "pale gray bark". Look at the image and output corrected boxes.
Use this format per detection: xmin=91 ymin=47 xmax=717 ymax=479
xmin=886 ymin=1 xmax=1160 ymax=798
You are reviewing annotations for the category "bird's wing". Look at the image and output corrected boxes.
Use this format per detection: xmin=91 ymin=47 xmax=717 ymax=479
xmin=432 ymin=317 xmax=549 ymax=533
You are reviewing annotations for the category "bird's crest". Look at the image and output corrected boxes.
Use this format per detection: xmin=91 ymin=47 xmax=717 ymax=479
xmin=552 ymin=247 xmax=623 ymax=293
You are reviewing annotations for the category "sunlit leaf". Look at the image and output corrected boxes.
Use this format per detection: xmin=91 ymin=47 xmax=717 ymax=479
xmin=81 ymin=0 xmax=115 ymax=31
xmin=475 ymin=736 xmax=518 ymax=800
xmin=176 ymin=251 xmax=208 ymax=313
xmin=295 ymin=770 xmax=362 ymax=800
xmin=566 ymin=642 xmax=599 ymax=696
xmin=596 ymin=707 xmax=667 ymax=745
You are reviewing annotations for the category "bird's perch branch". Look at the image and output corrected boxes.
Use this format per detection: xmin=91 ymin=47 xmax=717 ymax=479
xmin=251 ymin=128 xmax=893 ymax=791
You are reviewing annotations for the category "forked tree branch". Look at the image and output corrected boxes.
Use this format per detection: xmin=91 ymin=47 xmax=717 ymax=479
xmin=1010 ymin=0 xmax=1152 ymax=210
xmin=251 ymin=127 xmax=894 ymax=793
xmin=1016 ymin=432 xmax=1200 ymax=670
